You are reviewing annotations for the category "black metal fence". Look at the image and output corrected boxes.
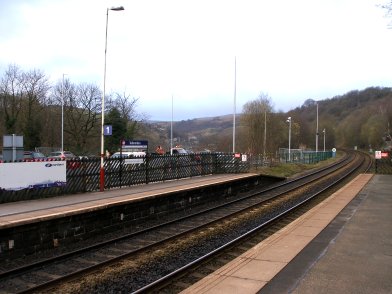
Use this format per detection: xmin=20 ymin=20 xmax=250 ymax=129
xmin=374 ymin=154 xmax=392 ymax=174
xmin=0 ymin=153 xmax=250 ymax=203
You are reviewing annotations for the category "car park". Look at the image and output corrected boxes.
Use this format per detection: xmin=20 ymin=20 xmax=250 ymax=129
xmin=49 ymin=151 xmax=76 ymax=159
xmin=24 ymin=151 xmax=46 ymax=160
xmin=48 ymin=151 xmax=82 ymax=170
xmin=111 ymin=151 xmax=146 ymax=158
xmin=170 ymin=147 xmax=188 ymax=155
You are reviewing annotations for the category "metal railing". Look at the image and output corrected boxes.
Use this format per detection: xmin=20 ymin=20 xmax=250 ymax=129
xmin=374 ymin=153 xmax=392 ymax=174
xmin=0 ymin=153 xmax=250 ymax=203
xmin=279 ymin=149 xmax=333 ymax=164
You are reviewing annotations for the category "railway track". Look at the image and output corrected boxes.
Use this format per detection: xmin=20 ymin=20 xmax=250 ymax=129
xmin=0 ymin=151 xmax=371 ymax=293
xmin=134 ymin=150 xmax=371 ymax=293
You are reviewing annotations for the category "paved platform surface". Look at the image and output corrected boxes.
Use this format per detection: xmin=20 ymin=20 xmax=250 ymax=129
xmin=286 ymin=174 xmax=392 ymax=294
xmin=0 ymin=173 xmax=257 ymax=229
xmin=182 ymin=174 xmax=392 ymax=294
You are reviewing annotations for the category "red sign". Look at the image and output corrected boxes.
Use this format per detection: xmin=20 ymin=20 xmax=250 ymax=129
xmin=381 ymin=152 xmax=389 ymax=158
xmin=234 ymin=153 xmax=241 ymax=158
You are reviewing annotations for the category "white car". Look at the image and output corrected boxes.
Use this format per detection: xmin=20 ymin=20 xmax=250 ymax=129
xmin=49 ymin=151 xmax=76 ymax=159
xmin=170 ymin=147 xmax=188 ymax=155
xmin=111 ymin=151 xmax=146 ymax=158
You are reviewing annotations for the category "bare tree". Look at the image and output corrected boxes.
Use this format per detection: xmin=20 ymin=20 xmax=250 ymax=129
xmin=107 ymin=91 xmax=141 ymax=139
xmin=241 ymin=93 xmax=273 ymax=155
xmin=381 ymin=1 xmax=392 ymax=28
xmin=64 ymin=83 xmax=101 ymax=154
xmin=21 ymin=69 xmax=50 ymax=149
xmin=108 ymin=91 xmax=139 ymax=121
xmin=0 ymin=64 xmax=24 ymax=134
xmin=47 ymin=78 xmax=74 ymax=149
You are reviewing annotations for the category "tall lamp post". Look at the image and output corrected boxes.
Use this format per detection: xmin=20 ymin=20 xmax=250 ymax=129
xmin=100 ymin=6 xmax=124 ymax=192
xmin=61 ymin=73 xmax=67 ymax=152
xmin=316 ymin=103 xmax=319 ymax=153
xmin=323 ymin=128 xmax=326 ymax=152
xmin=233 ymin=56 xmax=236 ymax=153
xmin=171 ymin=95 xmax=173 ymax=155
xmin=287 ymin=116 xmax=292 ymax=162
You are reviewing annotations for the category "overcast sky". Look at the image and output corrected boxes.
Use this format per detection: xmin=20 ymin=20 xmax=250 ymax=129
xmin=1 ymin=0 xmax=391 ymax=121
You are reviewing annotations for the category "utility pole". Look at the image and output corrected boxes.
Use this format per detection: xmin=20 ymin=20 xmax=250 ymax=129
xmin=287 ymin=117 xmax=292 ymax=162
xmin=233 ymin=56 xmax=236 ymax=153
xmin=171 ymin=95 xmax=173 ymax=155
xmin=263 ymin=109 xmax=267 ymax=160
xmin=316 ymin=103 xmax=319 ymax=153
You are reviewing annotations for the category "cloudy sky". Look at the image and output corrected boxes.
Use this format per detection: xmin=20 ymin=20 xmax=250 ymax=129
xmin=1 ymin=0 xmax=391 ymax=121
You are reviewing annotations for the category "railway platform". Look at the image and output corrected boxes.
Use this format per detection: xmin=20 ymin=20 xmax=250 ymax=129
xmin=2 ymin=172 xmax=278 ymax=260
xmin=181 ymin=174 xmax=392 ymax=294
xmin=0 ymin=173 xmax=259 ymax=229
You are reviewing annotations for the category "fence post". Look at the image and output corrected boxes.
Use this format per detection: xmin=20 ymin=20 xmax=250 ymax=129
xmin=214 ymin=154 xmax=218 ymax=174
xmin=145 ymin=154 xmax=149 ymax=184
xmin=175 ymin=156 xmax=179 ymax=179
xmin=119 ymin=156 xmax=123 ymax=188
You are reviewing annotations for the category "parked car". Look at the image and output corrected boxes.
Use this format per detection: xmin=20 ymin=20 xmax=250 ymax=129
xmin=111 ymin=151 xmax=146 ymax=158
xmin=49 ymin=151 xmax=76 ymax=159
xmin=24 ymin=151 xmax=46 ymax=159
xmin=170 ymin=147 xmax=188 ymax=155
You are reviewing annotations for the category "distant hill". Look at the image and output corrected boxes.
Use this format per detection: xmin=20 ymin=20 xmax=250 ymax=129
xmin=291 ymin=87 xmax=392 ymax=150
xmin=143 ymin=87 xmax=392 ymax=153
xmin=145 ymin=114 xmax=238 ymax=152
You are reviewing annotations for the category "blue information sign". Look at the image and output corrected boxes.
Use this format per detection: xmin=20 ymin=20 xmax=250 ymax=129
xmin=104 ymin=125 xmax=112 ymax=136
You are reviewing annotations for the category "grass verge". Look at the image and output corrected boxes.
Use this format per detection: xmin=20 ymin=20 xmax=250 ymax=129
xmin=252 ymin=152 xmax=343 ymax=178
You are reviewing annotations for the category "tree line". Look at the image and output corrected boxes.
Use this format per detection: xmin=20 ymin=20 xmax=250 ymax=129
xmin=236 ymin=87 xmax=392 ymax=157
xmin=170 ymin=87 xmax=392 ymax=157
xmin=1 ymin=64 xmax=391 ymax=158
xmin=0 ymin=64 xmax=141 ymax=156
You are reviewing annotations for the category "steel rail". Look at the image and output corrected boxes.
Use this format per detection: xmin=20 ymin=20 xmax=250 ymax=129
xmin=0 ymin=153 xmax=350 ymax=281
xmin=132 ymin=152 xmax=369 ymax=293
xmin=0 ymin=152 xmax=361 ymax=293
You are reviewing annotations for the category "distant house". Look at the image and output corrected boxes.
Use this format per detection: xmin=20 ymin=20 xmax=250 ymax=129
xmin=188 ymin=136 xmax=198 ymax=144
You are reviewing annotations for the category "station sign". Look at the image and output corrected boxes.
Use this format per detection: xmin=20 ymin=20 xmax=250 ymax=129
xmin=103 ymin=125 xmax=112 ymax=136
xmin=121 ymin=140 xmax=148 ymax=149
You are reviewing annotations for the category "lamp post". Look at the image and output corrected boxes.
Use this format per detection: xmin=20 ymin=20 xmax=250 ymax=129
xmin=323 ymin=128 xmax=326 ymax=152
xmin=100 ymin=6 xmax=124 ymax=192
xmin=233 ymin=56 xmax=236 ymax=153
xmin=61 ymin=73 xmax=67 ymax=152
xmin=287 ymin=116 xmax=291 ymax=162
xmin=171 ymin=94 xmax=173 ymax=155
xmin=316 ymin=103 xmax=319 ymax=153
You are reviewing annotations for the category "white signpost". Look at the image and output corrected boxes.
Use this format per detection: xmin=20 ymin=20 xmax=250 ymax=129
xmin=375 ymin=151 xmax=382 ymax=159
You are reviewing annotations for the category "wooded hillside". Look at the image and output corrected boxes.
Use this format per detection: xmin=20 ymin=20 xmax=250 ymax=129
xmin=0 ymin=62 xmax=390 ymax=157
xmin=293 ymin=87 xmax=392 ymax=151
xmin=152 ymin=87 xmax=392 ymax=154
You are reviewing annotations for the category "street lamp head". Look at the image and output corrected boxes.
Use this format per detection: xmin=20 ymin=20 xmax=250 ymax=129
xmin=110 ymin=6 xmax=124 ymax=11
xmin=286 ymin=117 xmax=291 ymax=123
